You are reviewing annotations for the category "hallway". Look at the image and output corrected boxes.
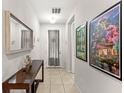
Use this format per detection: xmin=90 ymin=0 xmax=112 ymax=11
xmin=36 ymin=68 xmax=79 ymax=93
xmin=2 ymin=0 xmax=122 ymax=93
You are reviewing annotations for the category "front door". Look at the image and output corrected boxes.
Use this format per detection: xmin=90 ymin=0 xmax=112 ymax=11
xmin=48 ymin=30 xmax=60 ymax=66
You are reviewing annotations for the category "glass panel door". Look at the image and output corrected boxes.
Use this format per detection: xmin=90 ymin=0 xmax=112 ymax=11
xmin=48 ymin=30 xmax=59 ymax=66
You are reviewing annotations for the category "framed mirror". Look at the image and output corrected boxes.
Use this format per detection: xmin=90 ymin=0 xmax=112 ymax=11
xmin=5 ymin=11 xmax=33 ymax=54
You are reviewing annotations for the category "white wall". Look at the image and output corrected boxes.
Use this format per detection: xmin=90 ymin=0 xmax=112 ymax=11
xmin=40 ymin=24 xmax=66 ymax=68
xmin=2 ymin=0 xmax=41 ymax=84
xmin=66 ymin=0 xmax=122 ymax=93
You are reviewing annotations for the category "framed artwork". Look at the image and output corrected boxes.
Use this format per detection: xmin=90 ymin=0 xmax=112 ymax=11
xmin=89 ymin=2 xmax=121 ymax=80
xmin=76 ymin=23 xmax=87 ymax=61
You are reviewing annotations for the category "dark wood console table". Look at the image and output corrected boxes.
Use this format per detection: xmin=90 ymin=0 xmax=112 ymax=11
xmin=2 ymin=60 xmax=44 ymax=93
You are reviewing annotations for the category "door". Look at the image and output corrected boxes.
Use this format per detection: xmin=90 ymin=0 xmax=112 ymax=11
xmin=48 ymin=30 xmax=60 ymax=66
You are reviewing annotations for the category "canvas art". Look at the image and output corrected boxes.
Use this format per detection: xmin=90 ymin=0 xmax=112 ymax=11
xmin=89 ymin=2 xmax=121 ymax=80
xmin=76 ymin=23 xmax=87 ymax=61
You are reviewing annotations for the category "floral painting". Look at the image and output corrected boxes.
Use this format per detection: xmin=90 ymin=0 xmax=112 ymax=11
xmin=76 ymin=23 xmax=87 ymax=61
xmin=89 ymin=2 xmax=121 ymax=80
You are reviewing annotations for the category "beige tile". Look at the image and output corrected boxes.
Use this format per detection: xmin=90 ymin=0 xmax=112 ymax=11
xmin=36 ymin=84 xmax=50 ymax=93
xmin=61 ymin=73 xmax=71 ymax=78
xmin=58 ymin=68 xmax=65 ymax=72
xmin=50 ymin=74 xmax=60 ymax=79
xmin=60 ymin=72 xmax=71 ymax=78
xmin=51 ymin=85 xmax=65 ymax=93
xmin=61 ymin=74 xmax=70 ymax=78
xmin=44 ymin=69 xmax=50 ymax=73
xmin=36 ymin=68 xmax=79 ymax=93
xmin=51 ymin=78 xmax=63 ymax=85
xmin=64 ymin=84 xmax=79 ymax=93
xmin=50 ymin=71 xmax=59 ymax=74
xmin=44 ymin=73 xmax=51 ymax=79
xmin=50 ymin=71 xmax=59 ymax=75
xmin=43 ymin=78 xmax=51 ymax=85
xmin=49 ymin=68 xmax=59 ymax=72
xmin=62 ymin=76 xmax=74 ymax=85
xmin=50 ymin=72 xmax=60 ymax=79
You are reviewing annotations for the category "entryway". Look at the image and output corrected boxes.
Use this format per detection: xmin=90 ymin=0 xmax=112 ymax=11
xmin=48 ymin=30 xmax=60 ymax=67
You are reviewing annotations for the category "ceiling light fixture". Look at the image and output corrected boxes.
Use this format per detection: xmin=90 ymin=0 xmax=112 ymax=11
xmin=49 ymin=14 xmax=58 ymax=24
xmin=50 ymin=16 xmax=56 ymax=24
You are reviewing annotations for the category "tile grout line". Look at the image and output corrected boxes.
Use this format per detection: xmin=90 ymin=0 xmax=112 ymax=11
xmin=46 ymin=68 xmax=51 ymax=93
xmin=49 ymin=78 xmax=51 ymax=93
xmin=59 ymin=69 xmax=67 ymax=93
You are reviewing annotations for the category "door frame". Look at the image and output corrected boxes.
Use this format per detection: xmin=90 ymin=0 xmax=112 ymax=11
xmin=67 ymin=15 xmax=75 ymax=73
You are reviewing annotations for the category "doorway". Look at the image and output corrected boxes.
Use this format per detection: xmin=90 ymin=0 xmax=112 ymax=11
xmin=48 ymin=30 xmax=60 ymax=67
xmin=68 ymin=15 xmax=75 ymax=73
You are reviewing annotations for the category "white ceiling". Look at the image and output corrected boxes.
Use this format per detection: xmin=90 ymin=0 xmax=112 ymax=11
xmin=29 ymin=0 xmax=79 ymax=24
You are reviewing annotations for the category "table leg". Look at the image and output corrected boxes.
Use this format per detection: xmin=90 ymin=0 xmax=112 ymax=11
xmin=4 ymin=89 xmax=10 ymax=93
xmin=26 ymin=88 xmax=29 ymax=93
xmin=42 ymin=60 xmax=44 ymax=82
xmin=31 ymin=82 xmax=35 ymax=93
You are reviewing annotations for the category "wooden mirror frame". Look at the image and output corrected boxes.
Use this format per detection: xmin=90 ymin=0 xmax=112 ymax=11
xmin=5 ymin=11 xmax=33 ymax=54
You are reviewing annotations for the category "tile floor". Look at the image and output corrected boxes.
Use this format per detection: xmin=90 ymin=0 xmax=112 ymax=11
xmin=36 ymin=68 xmax=79 ymax=93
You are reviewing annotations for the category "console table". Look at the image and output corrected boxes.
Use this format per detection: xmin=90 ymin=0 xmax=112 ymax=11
xmin=2 ymin=60 xmax=44 ymax=93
